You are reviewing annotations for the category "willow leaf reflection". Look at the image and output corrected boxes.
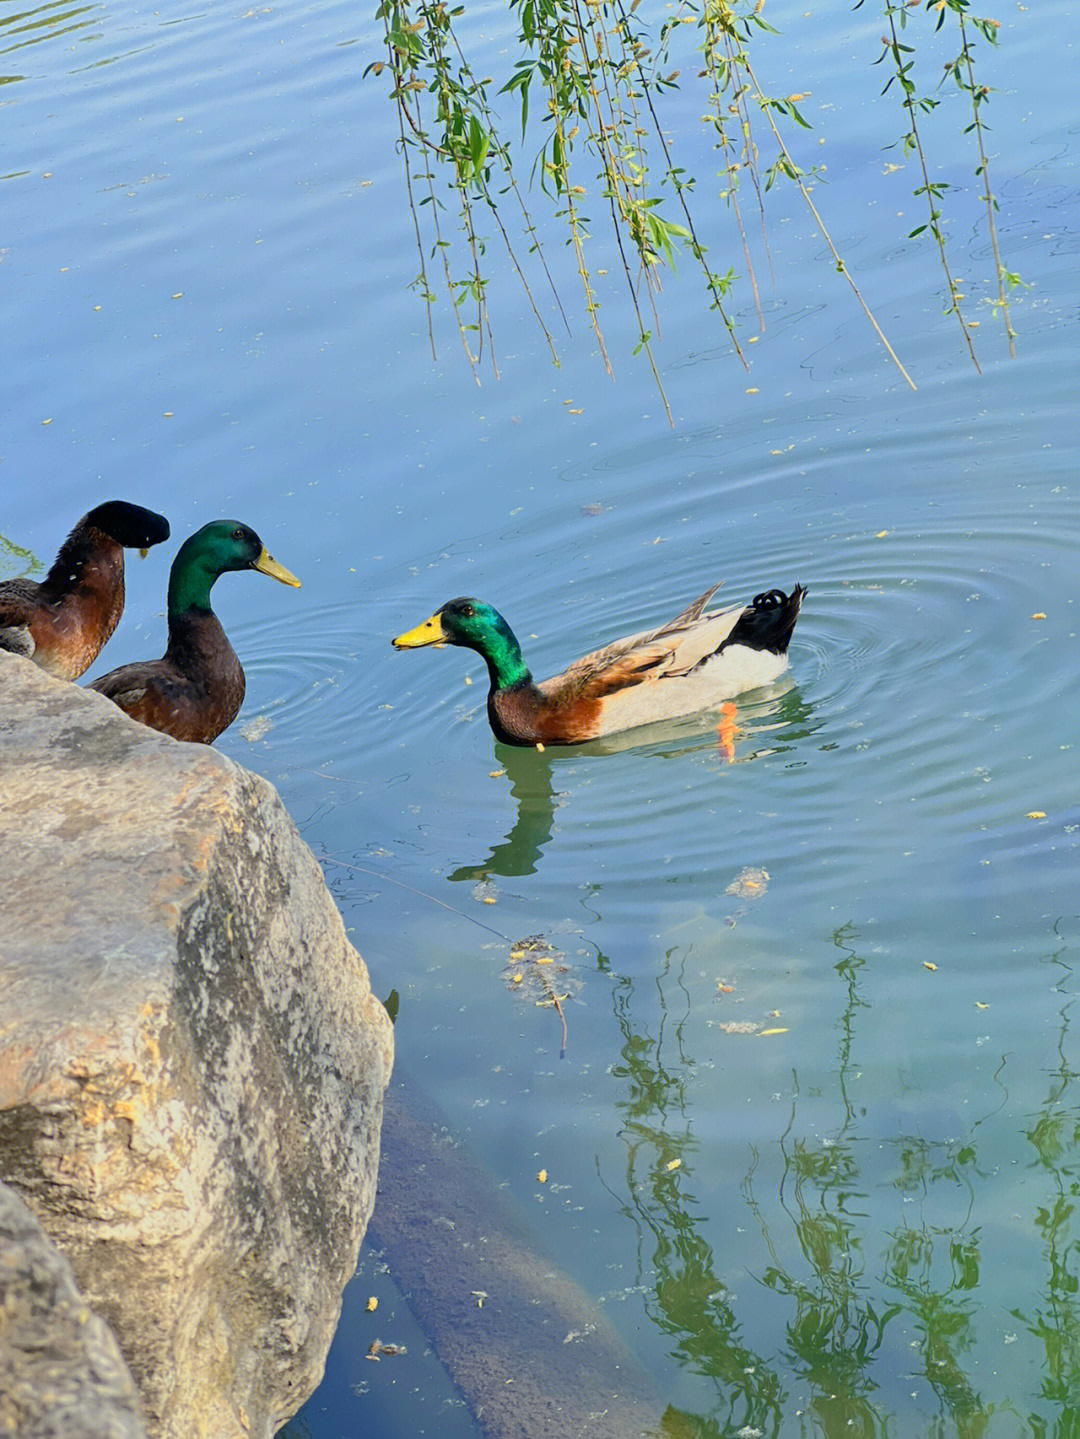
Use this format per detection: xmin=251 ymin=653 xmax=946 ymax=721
xmin=1011 ymin=923 xmax=1080 ymax=1435
xmin=604 ymin=948 xmax=785 ymax=1438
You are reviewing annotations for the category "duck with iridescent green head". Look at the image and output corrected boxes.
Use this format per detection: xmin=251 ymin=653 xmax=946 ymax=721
xmin=89 ymin=519 xmax=300 ymax=744
xmin=393 ymin=582 xmax=805 ymax=747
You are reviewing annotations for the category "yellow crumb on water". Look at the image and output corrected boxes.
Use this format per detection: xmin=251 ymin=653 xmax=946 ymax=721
xmin=876 ymin=530 xmax=889 ymax=538
xmin=511 ymin=973 xmax=523 ymax=984
xmin=1027 ymin=811 xmax=1046 ymax=820
xmin=366 ymin=1297 xmax=378 ymax=1313
xmin=746 ymin=387 xmax=759 ymax=394
xmin=490 ymin=769 xmax=506 ymax=778
xmin=1032 ymin=613 xmax=1047 ymax=620
xmin=923 ymin=962 xmax=938 ymax=971
xmin=464 ymin=675 xmax=472 ymax=685
xmin=42 ymin=418 xmax=52 ymax=426
xmin=665 ymin=1158 xmax=682 ymax=1171
xmin=537 ymin=1169 xmax=548 ymax=1183
xmin=481 ymin=896 xmax=497 ymax=905
xmin=759 ymin=1027 xmax=789 ymax=1036
xmin=536 ymin=742 xmax=545 ymax=752
xmin=975 ymin=1002 xmax=990 ymax=1010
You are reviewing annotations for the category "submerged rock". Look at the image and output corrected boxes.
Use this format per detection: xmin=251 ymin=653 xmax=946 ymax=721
xmin=0 ymin=653 xmax=394 ymax=1439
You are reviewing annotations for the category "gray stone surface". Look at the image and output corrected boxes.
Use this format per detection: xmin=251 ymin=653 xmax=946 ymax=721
xmin=0 ymin=652 xmax=394 ymax=1439
xmin=0 ymin=1181 xmax=147 ymax=1439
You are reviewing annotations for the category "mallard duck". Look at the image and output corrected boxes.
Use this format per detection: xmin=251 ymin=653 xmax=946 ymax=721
xmin=393 ymin=582 xmax=806 ymax=746
xmin=88 ymin=519 xmax=300 ymax=744
xmin=0 ymin=500 xmax=170 ymax=679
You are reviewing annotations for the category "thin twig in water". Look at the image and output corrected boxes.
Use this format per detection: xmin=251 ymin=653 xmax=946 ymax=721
xmin=321 ymin=854 xmax=508 ymax=940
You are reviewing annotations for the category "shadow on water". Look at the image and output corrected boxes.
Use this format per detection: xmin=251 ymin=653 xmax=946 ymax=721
xmin=446 ymin=686 xmax=822 ymax=884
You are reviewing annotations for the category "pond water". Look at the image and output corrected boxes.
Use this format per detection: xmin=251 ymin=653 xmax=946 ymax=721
xmin=4 ymin=0 xmax=1079 ymax=1434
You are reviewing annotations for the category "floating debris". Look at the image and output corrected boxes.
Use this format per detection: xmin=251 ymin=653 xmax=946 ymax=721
xmin=725 ymin=867 xmax=770 ymax=899
xmin=504 ymin=936 xmax=581 ymax=1057
xmin=366 ymin=1339 xmax=407 ymax=1361
xmin=240 ymin=714 xmax=273 ymax=743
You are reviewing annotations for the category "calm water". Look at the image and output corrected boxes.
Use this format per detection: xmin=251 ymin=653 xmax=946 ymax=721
xmin=4 ymin=0 xmax=1079 ymax=1434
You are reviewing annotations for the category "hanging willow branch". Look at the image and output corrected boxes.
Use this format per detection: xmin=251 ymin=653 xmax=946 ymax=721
xmin=370 ymin=0 xmax=1018 ymax=409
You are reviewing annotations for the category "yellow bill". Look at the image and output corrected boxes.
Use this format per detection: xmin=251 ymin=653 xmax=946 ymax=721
xmin=392 ymin=612 xmax=447 ymax=649
xmin=253 ymin=547 xmax=301 ymax=588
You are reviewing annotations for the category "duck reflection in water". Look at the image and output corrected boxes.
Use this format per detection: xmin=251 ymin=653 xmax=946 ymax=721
xmin=448 ymin=741 xmax=559 ymax=883
xmin=447 ymin=683 xmax=820 ymax=884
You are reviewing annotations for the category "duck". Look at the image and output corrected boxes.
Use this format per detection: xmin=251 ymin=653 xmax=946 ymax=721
xmin=392 ymin=582 xmax=805 ymax=746
xmin=88 ymin=519 xmax=300 ymax=744
xmin=0 ymin=500 xmax=170 ymax=679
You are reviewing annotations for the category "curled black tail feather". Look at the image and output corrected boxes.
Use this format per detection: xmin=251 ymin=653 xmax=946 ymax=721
xmin=719 ymin=584 xmax=805 ymax=656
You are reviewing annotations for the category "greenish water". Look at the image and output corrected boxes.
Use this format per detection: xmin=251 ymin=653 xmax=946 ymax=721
xmin=4 ymin=0 xmax=1079 ymax=1434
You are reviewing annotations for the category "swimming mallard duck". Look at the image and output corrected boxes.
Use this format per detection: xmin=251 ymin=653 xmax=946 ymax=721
xmin=0 ymin=500 xmax=170 ymax=679
xmin=393 ymin=582 xmax=805 ymax=746
xmin=88 ymin=519 xmax=300 ymax=744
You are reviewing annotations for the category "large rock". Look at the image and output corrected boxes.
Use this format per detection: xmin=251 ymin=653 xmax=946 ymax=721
xmin=0 ymin=652 xmax=394 ymax=1439
xmin=0 ymin=1181 xmax=147 ymax=1439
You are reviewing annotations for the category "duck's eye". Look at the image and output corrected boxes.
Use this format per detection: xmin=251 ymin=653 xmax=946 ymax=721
xmin=232 ymin=527 xmax=245 ymax=541
xmin=460 ymin=605 xmax=475 ymax=618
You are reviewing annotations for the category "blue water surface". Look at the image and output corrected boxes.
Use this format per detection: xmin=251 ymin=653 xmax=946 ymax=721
xmin=4 ymin=0 xmax=1080 ymax=1434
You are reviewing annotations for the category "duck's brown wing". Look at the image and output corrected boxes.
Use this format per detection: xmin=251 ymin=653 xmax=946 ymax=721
xmin=90 ymin=657 xmax=242 ymax=744
xmin=90 ymin=660 xmax=173 ymax=713
xmin=540 ymin=585 xmax=736 ymax=704
xmin=90 ymin=662 xmax=193 ymax=733
xmin=0 ymin=581 xmax=40 ymax=658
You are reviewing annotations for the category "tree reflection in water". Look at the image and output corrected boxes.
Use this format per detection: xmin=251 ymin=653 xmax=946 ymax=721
xmin=601 ymin=912 xmax=1080 ymax=1437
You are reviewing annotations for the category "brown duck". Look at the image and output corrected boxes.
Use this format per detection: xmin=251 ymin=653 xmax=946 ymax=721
xmin=0 ymin=500 xmax=170 ymax=679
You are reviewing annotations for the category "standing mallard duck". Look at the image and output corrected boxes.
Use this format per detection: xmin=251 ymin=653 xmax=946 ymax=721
xmin=393 ymin=582 xmax=805 ymax=746
xmin=0 ymin=500 xmax=170 ymax=679
xmin=88 ymin=519 xmax=300 ymax=744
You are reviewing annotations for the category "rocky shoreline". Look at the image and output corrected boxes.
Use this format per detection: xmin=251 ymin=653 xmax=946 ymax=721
xmin=0 ymin=653 xmax=394 ymax=1438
